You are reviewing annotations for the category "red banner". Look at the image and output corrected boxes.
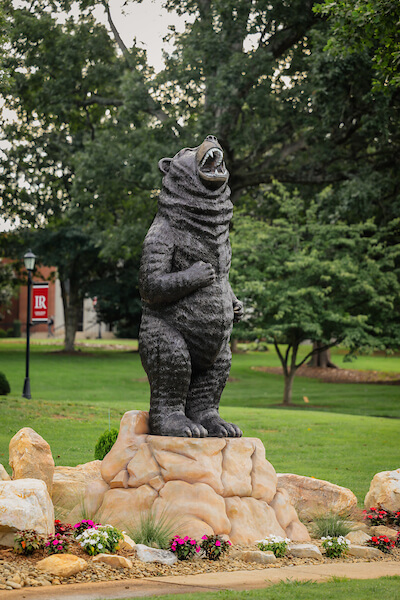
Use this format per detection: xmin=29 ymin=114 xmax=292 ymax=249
xmin=32 ymin=283 xmax=49 ymax=322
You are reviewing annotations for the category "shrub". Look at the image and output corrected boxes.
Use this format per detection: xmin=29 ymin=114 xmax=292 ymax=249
xmin=200 ymin=535 xmax=231 ymax=560
xmin=73 ymin=519 xmax=99 ymax=537
xmin=54 ymin=519 xmax=73 ymax=536
xmin=94 ymin=428 xmax=119 ymax=460
xmin=168 ymin=535 xmax=200 ymax=560
xmin=13 ymin=320 xmax=21 ymax=337
xmin=0 ymin=372 xmax=10 ymax=395
xmin=14 ymin=530 xmax=44 ymax=555
xmin=127 ymin=509 xmax=179 ymax=549
xmin=367 ymin=535 xmax=395 ymax=553
xmin=321 ymin=536 xmax=350 ymax=558
xmin=257 ymin=535 xmax=290 ymax=558
xmin=45 ymin=534 xmax=70 ymax=554
xmin=313 ymin=512 xmax=352 ymax=538
xmin=391 ymin=511 xmax=400 ymax=528
xmin=363 ymin=507 xmax=389 ymax=526
xmin=76 ymin=524 xmax=124 ymax=556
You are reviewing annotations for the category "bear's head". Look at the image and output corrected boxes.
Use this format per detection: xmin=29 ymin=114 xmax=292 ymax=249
xmin=158 ymin=135 xmax=229 ymax=191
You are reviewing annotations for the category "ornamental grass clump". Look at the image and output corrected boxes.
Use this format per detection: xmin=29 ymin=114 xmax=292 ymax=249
xmin=168 ymin=535 xmax=200 ymax=560
xmin=367 ymin=535 xmax=395 ymax=554
xmin=127 ymin=508 xmax=179 ymax=549
xmin=200 ymin=535 xmax=231 ymax=560
xmin=14 ymin=530 xmax=44 ymax=555
xmin=313 ymin=512 xmax=352 ymax=538
xmin=45 ymin=534 xmax=70 ymax=554
xmin=257 ymin=535 xmax=290 ymax=558
xmin=321 ymin=536 xmax=350 ymax=558
xmin=76 ymin=524 xmax=123 ymax=556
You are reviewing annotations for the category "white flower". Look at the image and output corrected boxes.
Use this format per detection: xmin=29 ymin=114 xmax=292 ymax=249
xmin=327 ymin=541 xmax=333 ymax=546
xmin=97 ymin=544 xmax=103 ymax=549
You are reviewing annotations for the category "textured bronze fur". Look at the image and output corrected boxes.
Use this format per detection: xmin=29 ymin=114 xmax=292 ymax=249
xmin=139 ymin=136 xmax=243 ymax=437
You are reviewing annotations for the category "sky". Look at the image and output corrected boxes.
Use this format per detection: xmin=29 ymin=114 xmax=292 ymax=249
xmin=89 ymin=0 xmax=186 ymax=71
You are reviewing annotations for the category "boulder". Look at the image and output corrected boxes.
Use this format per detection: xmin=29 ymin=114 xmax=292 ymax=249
xmin=288 ymin=543 xmax=322 ymax=559
xmin=0 ymin=464 xmax=11 ymax=481
xmin=92 ymin=554 xmax=133 ymax=569
xmin=135 ymin=544 xmax=177 ymax=565
xmin=119 ymin=533 xmax=136 ymax=551
xmin=52 ymin=460 xmax=102 ymax=513
xmin=370 ymin=525 xmax=399 ymax=541
xmin=0 ymin=479 xmax=54 ymax=547
xmin=347 ymin=545 xmax=384 ymax=559
xmin=9 ymin=428 xmax=54 ymax=495
xmin=277 ymin=473 xmax=357 ymax=520
xmin=0 ymin=464 xmax=10 ymax=481
xmin=77 ymin=410 xmax=310 ymax=545
xmin=345 ymin=530 xmax=371 ymax=545
xmin=364 ymin=468 xmax=400 ymax=512
xmin=36 ymin=554 xmax=88 ymax=578
xmin=230 ymin=549 xmax=276 ymax=564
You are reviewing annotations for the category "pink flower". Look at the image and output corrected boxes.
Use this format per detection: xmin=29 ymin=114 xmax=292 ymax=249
xmin=52 ymin=540 xmax=58 ymax=545
xmin=215 ymin=540 xmax=221 ymax=547
xmin=227 ymin=540 xmax=232 ymax=546
xmin=178 ymin=539 xmax=185 ymax=545
xmin=190 ymin=539 xmax=197 ymax=545
xmin=202 ymin=535 xmax=208 ymax=540
xmin=184 ymin=536 xmax=189 ymax=542
xmin=195 ymin=547 xmax=200 ymax=553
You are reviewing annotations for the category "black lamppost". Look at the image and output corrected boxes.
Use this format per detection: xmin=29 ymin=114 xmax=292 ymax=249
xmin=22 ymin=249 xmax=36 ymax=399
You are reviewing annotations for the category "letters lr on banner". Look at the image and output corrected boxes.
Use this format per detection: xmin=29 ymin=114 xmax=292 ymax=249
xmin=32 ymin=283 xmax=49 ymax=322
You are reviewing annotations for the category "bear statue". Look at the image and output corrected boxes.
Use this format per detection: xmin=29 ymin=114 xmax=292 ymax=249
xmin=139 ymin=135 xmax=243 ymax=438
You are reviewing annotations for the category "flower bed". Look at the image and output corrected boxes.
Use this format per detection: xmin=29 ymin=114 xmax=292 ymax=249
xmin=0 ymin=517 xmax=399 ymax=591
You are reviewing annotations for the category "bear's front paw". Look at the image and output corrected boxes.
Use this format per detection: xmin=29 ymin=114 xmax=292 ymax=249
xmin=150 ymin=411 xmax=208 ymax=438
xmin=190 ymin=261 xmax=216 ymax=288
xmin=233 ymin=299 xmax=244 ymax=323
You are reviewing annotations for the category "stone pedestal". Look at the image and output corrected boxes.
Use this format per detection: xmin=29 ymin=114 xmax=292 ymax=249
xmin=79 ymin=411 xmax=310 ymax=544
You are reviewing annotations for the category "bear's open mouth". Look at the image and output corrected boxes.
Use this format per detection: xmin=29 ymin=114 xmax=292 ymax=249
xmin=199 ymin=147 xmax=227 ymax=180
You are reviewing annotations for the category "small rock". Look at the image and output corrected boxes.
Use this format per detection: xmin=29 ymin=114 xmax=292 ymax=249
xmin=345 ymin=530 xmax=371 ymax=545
xmin=52 ymin=579 xmax=61 ymax=585
xmin=370 ymin=525 xmax=399 ymax=541
xmin=92 ymin=554 xmax=133 ymax=569
xmin=288 ymin=543 xmax=322 ymax=559
xmin=119 ymin=533 xmax=136 ymax=551
xmin=231 ymin=549 xmax=276 ymax=564
xmin=347 ymin=545 xmax=384 ymax=558
xmin=136 ymin=544 xmax=177 ymax=565
xmin=5 ymin=581 xmax=22 ymax=589
xmin=36 ymin=554 xmax=88 ymax=578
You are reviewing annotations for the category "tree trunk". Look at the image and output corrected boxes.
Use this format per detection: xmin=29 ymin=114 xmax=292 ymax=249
xmin=308 ymin=342 xmax=338 ymax=368
xmin=282 ymin=369 xmax=296 ymax=405
xmin=230 ymin=338 xmax=239 ymax=353
xmin=60 ymin=278 xmax=80 ymax=352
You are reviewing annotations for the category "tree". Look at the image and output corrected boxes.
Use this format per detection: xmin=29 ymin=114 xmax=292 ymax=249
xmin=315 ymin=0 xmax=400 ymax=90
xmin=0 ymin=259 xmax=16 ymax=324
xmin=2 ymin=0 xmax=399 ymax=351
xmin=230 ymin=183 xmax=400 ymax=404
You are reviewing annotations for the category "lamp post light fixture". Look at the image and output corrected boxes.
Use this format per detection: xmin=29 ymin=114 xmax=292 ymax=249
xmin=22 ymin=249 xmax=36 ymax=399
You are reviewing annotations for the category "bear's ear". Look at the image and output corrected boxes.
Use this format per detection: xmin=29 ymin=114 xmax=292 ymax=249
xmin=158 ymin=158 xmax=172 ymax=175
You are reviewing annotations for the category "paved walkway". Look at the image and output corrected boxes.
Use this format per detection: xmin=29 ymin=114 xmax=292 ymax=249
xmin=4 ymin=562 xmax=400 ymax=600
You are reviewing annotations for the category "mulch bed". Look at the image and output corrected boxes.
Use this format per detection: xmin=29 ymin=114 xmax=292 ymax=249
xmin=1 ymin=539 xmax=399 ymax=590
xmin=252 ymin=365 xmax=400 ymax=385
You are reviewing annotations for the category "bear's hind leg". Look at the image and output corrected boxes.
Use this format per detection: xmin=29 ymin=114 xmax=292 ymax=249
xmin=139 ymin=315 xmax=207 ymax=437
xmin=185 ymin=340 xmax=242 ymax=438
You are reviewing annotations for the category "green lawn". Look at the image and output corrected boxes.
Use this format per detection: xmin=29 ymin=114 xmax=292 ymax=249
xmin=105 ymin=577 xmax=400 ymax=600
xmin=0 ymin=340 xmax=399 ymax=503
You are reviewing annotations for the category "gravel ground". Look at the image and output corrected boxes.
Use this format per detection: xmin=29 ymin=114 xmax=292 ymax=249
xmin=0 ymin=540 xmax=399 ymax=590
